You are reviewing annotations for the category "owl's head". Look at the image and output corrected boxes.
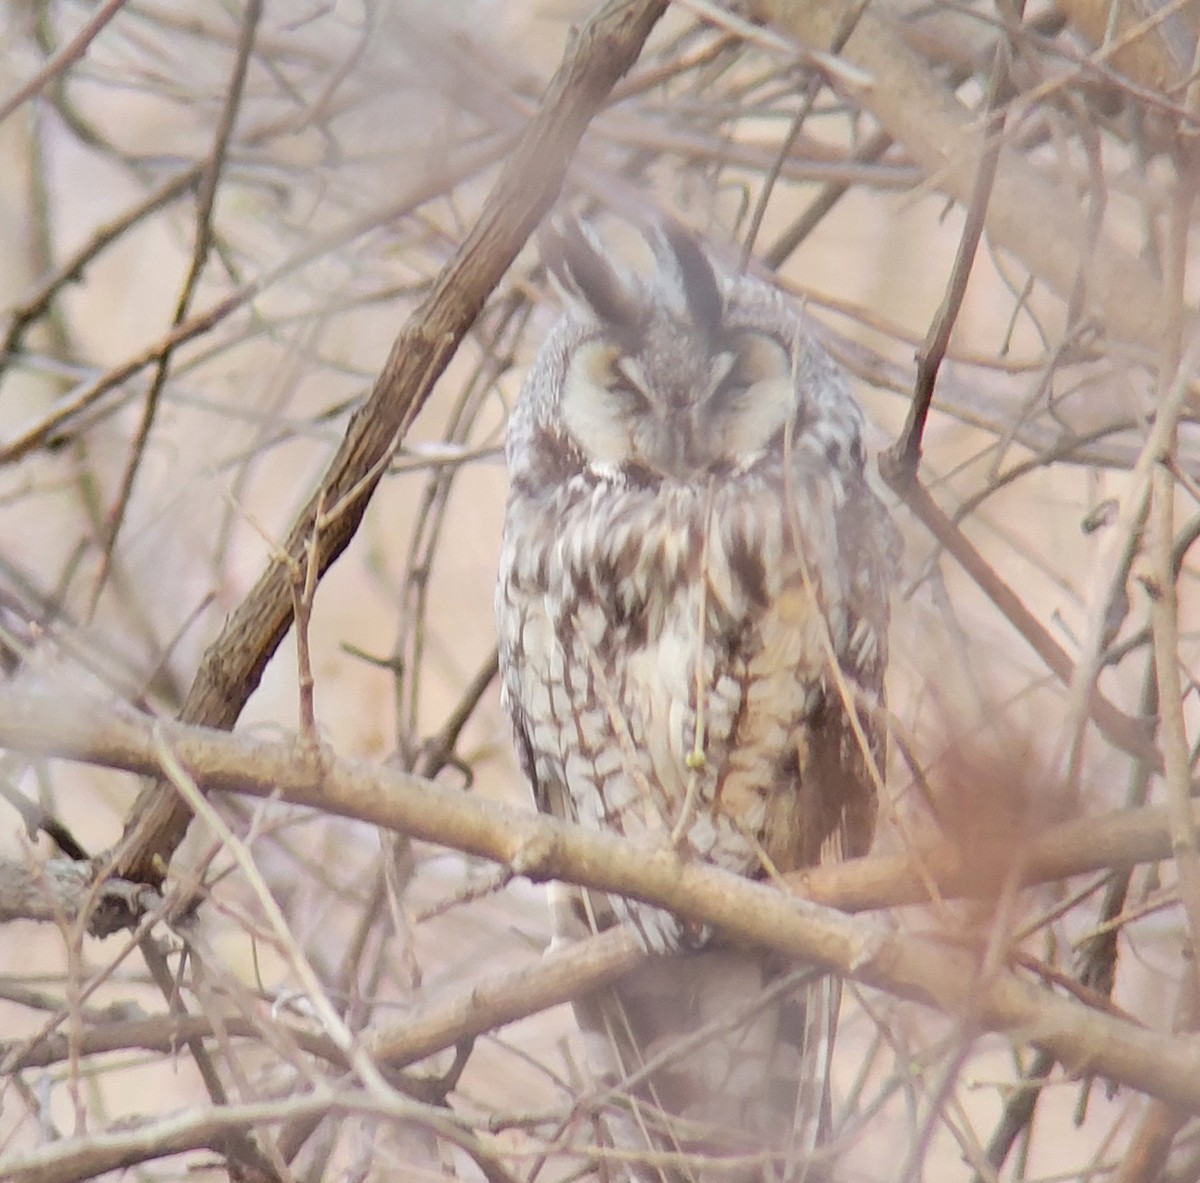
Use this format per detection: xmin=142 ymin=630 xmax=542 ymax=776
xmin=509 ymin=220 xmax=864 ymax=490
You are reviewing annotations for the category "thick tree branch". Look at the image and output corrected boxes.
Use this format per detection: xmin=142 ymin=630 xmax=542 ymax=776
xmin=3 ymin=684 xmax=1200 ymax=1113
xmin=2 ymin=1091 xmax=511 ymax=1183
xmin=114 ymin=0 xmax=669 ymax=883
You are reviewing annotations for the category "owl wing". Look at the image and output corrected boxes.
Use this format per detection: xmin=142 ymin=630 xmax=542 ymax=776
xmin=808 ymin=464 xmax=895 ymax=865
xmin=498 ymin=582 xmax=582 ymax=832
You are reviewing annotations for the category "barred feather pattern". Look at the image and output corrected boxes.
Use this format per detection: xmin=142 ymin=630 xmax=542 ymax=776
xmin=496 ymin=224 xmax=896 ymax=1182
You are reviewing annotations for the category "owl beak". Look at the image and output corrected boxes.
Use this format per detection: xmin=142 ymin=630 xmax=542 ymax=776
xmin=659 ymin=406 xmax=704 ymax=478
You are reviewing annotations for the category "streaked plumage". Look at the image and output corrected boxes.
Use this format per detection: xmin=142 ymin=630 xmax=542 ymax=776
xmin=496 ymin=220 xmax=896 ymax=1181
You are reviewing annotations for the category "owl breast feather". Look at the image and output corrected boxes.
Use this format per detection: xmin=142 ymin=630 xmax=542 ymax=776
xmin=497 ymin=456 xmax=877 ymax=878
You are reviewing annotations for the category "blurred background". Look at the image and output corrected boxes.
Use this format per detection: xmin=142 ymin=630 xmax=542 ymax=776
xmin=0 ymin=0 xmax=1198 ymax=1179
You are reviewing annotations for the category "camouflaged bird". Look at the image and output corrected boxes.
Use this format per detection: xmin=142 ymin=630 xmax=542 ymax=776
xmin=496 ymin=219 xmax=896 ymax=1181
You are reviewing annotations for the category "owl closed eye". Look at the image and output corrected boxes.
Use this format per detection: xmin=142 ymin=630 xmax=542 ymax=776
xmin=541 ymin=221 xmax=851 ymax=484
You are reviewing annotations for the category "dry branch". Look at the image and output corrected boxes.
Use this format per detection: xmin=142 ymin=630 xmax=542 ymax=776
xmin=3 ymin=3 xmax=1200 ymax=1176
xmin=2 ymin=1092 xmax=508 ymax=1183
xmin=0 ymin=0 xmax=129 ymax=126
xmin=113 ymin=0 xmax=669 ymax=884
xmin=3 ymin=683 xmax=1200 ymax=1114
xmin=750 ymin=0 xmax=1173 ymax=349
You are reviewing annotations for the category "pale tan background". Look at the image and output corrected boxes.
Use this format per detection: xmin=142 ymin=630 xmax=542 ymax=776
xmin=0 ymin=1 xmax=1195 ymax=1179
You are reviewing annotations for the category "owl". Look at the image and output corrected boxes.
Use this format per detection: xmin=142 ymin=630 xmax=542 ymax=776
xmin=496 ymin=219 xmax=896 ymax=1182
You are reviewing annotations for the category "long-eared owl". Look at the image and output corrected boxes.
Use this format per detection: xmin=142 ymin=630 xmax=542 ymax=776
xmin=496 ymin=220 xmax=896 ymax=1182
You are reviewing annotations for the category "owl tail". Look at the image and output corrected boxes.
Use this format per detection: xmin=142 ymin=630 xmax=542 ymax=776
xmin=571 ymin=940 xmax=839 ymax=1183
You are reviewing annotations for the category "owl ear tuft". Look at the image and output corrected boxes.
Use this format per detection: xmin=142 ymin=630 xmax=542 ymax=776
xmin=540 ymin=218 xmax=644 ymax=341
xmin=649 ymin=220 xmax=724 ymax=348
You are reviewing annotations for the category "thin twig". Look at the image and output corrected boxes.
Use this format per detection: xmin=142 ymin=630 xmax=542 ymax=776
xmin=740 ymin=0 xmax=872 ymax=266
xmin=0 ymin=135 xmax=512 ymax=467
xmin=752 ymin=0 xmax=1168 ymax=348
xmin=887 ymin=2 xmax=1015 ymax=475
xmin=87 ymin=0 xmax=264 ymax=617
xmin=879 ymin=470 xmax=1156 ymax=766
xmin=0 ymin=0 xmax=129 ymax=126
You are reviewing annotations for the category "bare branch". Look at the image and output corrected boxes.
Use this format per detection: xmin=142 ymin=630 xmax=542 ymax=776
xmin=751 ymin=0 xmax=1171 ymax=348
xmin=3 ymin=684 xmax=1200 ymax=1113
xmin=114 ymin=0 xmax=670 ymax=883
